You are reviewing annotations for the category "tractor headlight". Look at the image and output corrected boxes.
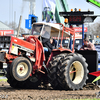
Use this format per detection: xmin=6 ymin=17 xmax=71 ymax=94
xmin=0 ymin=37 xmax=3 ymax=41
xmin=0 ymin=36 xmax=11 ymax=49
xmin=5 ymin=43 xmax=10 ymax=48
xmin=4 ymin=36 xmax=11 ymax=41
xmin=0 ymin=43 xmax=4 ymax=48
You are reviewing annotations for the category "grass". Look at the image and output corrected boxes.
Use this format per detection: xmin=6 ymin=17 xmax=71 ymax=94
xmin=0 ymin=78 xmax=7 ymax=82
xmin=0 ymin=76 xmax=7 ymax=82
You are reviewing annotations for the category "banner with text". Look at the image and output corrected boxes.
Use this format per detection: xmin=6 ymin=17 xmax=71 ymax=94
xmin=0 ymin=30 xmax=14 ymax=35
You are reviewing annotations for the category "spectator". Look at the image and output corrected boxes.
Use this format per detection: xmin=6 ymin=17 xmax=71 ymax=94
xmin=80 ymin=37 xmax=95 ymax=50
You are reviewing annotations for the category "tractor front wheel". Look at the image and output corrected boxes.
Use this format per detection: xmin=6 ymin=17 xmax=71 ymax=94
xmin=10 ymin=57 xmax=32 ymax=81
xmin=6 ymin=57 xmax=41 ymax=88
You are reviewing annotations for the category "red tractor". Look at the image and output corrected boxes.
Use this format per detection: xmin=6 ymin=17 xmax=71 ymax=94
xmin=0 ymin=22 xmax=89 ymax=90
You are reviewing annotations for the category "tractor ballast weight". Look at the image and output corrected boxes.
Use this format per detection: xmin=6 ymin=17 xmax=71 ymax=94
xmin=77 ymin=50 xmax=98 ymax=84
xmin=0 ymin=22 xmax=92 ymax=90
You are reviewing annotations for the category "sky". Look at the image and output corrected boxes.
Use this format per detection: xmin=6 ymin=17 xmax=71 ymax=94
xmin=0 ymin=0 xmax=100 ymax=32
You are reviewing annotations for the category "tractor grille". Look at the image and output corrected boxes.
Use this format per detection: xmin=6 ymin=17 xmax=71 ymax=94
xmin=0 ymin=36 xmax=11 ymax=49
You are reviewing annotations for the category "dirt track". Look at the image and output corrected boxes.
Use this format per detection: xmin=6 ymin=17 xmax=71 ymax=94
xmin=0 ymin=82 xmax=100 ymax=100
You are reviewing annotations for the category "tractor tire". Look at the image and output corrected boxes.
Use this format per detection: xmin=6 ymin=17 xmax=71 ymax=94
xmin=10 ymin=57 xmax=32 ymax=81
xmin=48 ymin=53 xmax=88 ymax=90
xmin=47 ymin=53 xmax=67 ymax=89
xmin=6 ymin=64 xmax=20 ymax=88
xmin=6 ymin=64 xmax=41 ymax=89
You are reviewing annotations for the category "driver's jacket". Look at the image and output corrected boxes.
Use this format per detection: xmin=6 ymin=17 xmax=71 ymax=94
xmin=38 ymin=36 xmax=53 ymax=54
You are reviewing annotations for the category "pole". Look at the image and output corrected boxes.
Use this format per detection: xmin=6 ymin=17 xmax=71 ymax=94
xmin=17 ymin=16 xmax=22 ymax=37
xmin=69 ymin=24 xmax=72 ymax=50
xmin=12 ymin=0 xmax=13 ymax=23
xmin=82 ymin=24 xmax=84 ymax=45
xmin=13 ymin=11 xmax=16 ymax=35
xmin=9 ymin=0 xmax=10 ymax=24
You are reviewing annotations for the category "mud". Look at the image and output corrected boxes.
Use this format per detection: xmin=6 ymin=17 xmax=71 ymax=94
xmin=0 ymin=82 xmax=100 ymax=100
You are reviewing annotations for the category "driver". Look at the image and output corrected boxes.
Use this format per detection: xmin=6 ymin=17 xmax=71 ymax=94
xmin=38 ymin=28 xmax=53 ymax=60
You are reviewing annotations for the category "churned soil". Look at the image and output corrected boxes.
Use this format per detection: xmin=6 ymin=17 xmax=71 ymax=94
xmin=0 ymin=81 xmax=100 ymax=100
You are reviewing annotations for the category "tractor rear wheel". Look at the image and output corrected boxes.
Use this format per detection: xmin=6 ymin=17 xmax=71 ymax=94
xmin=48 ymin=53 xmax=88 ymax=90
xmin=47 ymin=53 xmax=67 ymax=89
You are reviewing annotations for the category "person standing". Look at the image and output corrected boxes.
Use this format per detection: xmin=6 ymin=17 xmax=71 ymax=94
xmin=80 ymin=37 xmax=95 ymax=50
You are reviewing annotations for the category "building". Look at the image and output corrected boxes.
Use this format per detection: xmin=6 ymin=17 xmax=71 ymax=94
xmin=0 ymin=21 xmax=17 ymax=36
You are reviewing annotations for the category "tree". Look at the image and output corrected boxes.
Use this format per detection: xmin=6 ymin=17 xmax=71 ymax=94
xmin=5 ymin=21 xmax=26 ymax=35
xmin=90 ymin=21 xmax=100 ymax=36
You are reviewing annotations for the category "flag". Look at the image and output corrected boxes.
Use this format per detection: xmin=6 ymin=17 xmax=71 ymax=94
xmin=42 ymin=0 xmax=56 ymax=23
xmin=89 ymin=71 xmax=100 ymax=77
xmin=89 ymin=71 xmax=100 ymax=83
xmin=92 ymin=76 xmax=100 ymax=83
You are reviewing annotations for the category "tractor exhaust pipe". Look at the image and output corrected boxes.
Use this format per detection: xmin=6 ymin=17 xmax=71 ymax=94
xmin=17 ymin=15 xmax=22 ymax=38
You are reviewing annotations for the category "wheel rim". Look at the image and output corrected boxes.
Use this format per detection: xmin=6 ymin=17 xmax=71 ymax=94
xmin=17 ymin=62 xmax=28 ymax=77
xmin=69 ymin=61 xmax=84 ymax=84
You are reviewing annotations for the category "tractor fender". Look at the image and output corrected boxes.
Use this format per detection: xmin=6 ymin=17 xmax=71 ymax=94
xmin=52 ymin=48 xmax=72 ymax=53
xmin=23 ymin=55 xmax=33 ymax=66
xmin=46 ymin=49 xmax=72 ymax=68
